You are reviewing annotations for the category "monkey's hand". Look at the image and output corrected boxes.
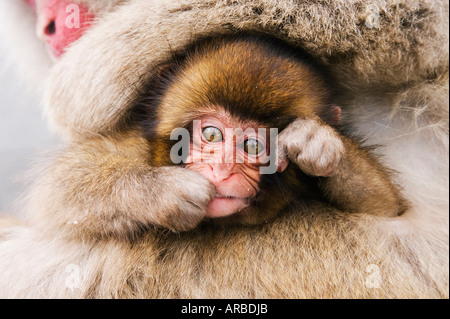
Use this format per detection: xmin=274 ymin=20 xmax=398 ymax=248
xmin=279 ymin=120 xmax=408 ymax=217
xmin=278 ymin=118 xmax=345 ymax=176
xmin=152 ymin=167 xmax=216 ymax=232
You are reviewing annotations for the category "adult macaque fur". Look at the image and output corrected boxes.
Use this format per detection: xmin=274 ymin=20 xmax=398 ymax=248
xmin=0 ymin=0 xmax=448 ymax=298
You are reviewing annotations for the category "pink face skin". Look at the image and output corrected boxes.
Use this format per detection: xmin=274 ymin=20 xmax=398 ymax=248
xmin=185 ymin=112 xmax=288 ymax=218
xmin=25 ymin=0 xmax=95 ymax=58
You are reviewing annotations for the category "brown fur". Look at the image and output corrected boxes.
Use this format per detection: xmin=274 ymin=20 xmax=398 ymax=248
xmin=24 ymin=36 xmax=407 ymax=243
xmin=0 ymin=203 xmax=446 ymax=298
xmin=146 ymin=35 xmax=336 ymax=141
xmin=0 ymin=0 xmax=447 ymax=298
xmin=146 ymin=35 xmax=408 ymax=220
xmin=27 ymin=130 xmax=215 ymax=237
xmin=25 ymin=125 xmax=406 ymax=242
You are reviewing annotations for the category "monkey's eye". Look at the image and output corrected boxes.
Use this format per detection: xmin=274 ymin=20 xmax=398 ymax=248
xmin=243 ymin=139 xmax=264 ymax=155
xmin=202 ymin=126 xmax=223 ymax=143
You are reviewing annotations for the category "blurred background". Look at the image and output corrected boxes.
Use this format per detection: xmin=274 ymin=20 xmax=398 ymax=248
xmin=0 ymin=47 xmax=58 ymax=214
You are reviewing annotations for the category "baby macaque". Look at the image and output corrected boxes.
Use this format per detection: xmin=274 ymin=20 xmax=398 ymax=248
xmin=28 ymin=35 xmax=407 ymax=240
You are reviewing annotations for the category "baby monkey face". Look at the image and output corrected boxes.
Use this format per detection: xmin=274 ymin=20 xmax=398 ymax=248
xmin=184 ymin=111 xmax=287 ymax=218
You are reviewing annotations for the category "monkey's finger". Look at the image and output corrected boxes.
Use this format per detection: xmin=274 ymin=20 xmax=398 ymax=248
xmin=274 ymin=135 xmax=289 ymax=172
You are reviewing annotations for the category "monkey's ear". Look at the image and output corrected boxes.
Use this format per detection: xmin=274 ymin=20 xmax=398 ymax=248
xmin=321 ymin=105 xmax=341 ymax=127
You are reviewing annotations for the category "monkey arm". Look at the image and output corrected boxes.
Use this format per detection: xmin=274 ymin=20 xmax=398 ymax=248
xmin=318 ymin=136 xmax=409 ymax=217
xmin=28 ymin=130 xmax=215 ymax=240
xmin=279 ymin=117 xmax=408 ymax=217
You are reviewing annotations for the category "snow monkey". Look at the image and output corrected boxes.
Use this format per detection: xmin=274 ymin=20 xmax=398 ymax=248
xmin=0 ymin=0 xmax=446 ymax=299
xmin=26 ymin=35 xmax=408 ymax=241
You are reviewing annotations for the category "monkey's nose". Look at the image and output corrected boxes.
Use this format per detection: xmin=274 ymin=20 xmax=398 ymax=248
xmin=44 ymin=20 xmax=56 ymax=36
xmin=34 ymin=0 xmax=95 ymax=58
xmin=210 ymin=163 xmax=235 ymax=183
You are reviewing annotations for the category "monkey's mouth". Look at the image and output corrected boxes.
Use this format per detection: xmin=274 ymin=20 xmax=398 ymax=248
xmin=207 ymin=194 xmax=250 ymax=218
xmin=215 ymin=194 xmax=239 ymax=199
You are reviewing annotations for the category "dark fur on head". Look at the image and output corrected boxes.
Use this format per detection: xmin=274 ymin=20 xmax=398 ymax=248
xmin=139 ymin=34 xmax=340 ymax=142
xmin=138 ymin=34 xmax=334 ymax=225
